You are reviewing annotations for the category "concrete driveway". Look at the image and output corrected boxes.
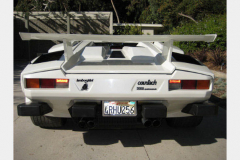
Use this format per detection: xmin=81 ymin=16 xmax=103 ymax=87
xmin=14 ymin=61 xmax=226 ymax=160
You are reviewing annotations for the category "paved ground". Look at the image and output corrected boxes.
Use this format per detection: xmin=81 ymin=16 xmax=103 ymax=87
xmin=14 ymin=61 xmax=226 ymax=160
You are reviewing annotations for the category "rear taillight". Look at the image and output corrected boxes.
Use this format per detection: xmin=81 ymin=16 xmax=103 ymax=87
xmin=41 ymin=79 xmax=55 ymax=88
xmin=197 ymin=80 xmax=210 ymax=89
xmin=182 ymin=80 xmax=196 ymax=89
xmin=169 ymin=80 xmax=181 ymax=90
xmin=26 ymin=79 xmax=40 ymax=88
xmin=169 ymin=79 xmax=210 ymax=90
xmin=56 ymin=79 xmax=69 ymax=88
xmin=25 ymin=78 xmax=69 ymax=88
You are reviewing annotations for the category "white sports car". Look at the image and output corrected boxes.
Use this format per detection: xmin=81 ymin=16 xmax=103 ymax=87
xmin=17 ymin=33 xmax=218 ymax=129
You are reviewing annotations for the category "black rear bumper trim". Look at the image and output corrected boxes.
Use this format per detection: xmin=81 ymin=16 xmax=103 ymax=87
xmin=17 ymin=102 xmax=52 ymax=116
xmin=71 ymin=102 xmax=98 ymax=117
xmin=142 ymin=104 xmax=167 ymax=118
xmin=182 ymin=102 xmax=218 ymax=116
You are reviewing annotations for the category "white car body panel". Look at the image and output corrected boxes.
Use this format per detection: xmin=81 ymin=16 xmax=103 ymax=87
xmin=172 ymin=62 xmax=214 ymax=77
xmin=48 ymin=43 xmax=64 ymax=53
xmin=19 ymin=33 xmax=216 ymax=118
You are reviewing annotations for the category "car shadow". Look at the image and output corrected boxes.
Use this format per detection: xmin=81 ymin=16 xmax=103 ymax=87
xmin=209 ymin=95 xmax=226 ymax=110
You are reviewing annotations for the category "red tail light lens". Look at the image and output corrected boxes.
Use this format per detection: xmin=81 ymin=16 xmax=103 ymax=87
xmin=182 ymin=80 xmax=196 ymax=89
xmin=41 ymin=79 xmax=55 ymax=88
xmin=26 ymin=79 xmax=40 ymax=88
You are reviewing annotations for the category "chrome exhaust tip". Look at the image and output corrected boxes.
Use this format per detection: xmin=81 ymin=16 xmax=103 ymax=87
xmin=142 ymin=118 xmax=152 ymax=127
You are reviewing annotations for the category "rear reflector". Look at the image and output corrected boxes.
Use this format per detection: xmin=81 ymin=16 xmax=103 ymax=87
xmin=26 ymin=78 xmax=69 ymax=88
xmin=26 ymin=79 xmax=40 ymax=88
xmin=197 ymin=80 xmax=210 ymax=89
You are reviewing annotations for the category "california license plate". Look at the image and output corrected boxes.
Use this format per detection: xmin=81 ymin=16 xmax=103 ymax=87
xmin=103 ymin=101 xmax=137 ymax=116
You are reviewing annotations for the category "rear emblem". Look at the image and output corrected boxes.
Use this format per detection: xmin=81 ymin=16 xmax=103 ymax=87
xmin=76 ymin=79 xmax=93 ymax=91
xmin=81 ymin=83 xmax=88 ymax=90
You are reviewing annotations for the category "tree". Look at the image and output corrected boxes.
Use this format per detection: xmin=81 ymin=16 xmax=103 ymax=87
xmin=111 ymin=0 xmax=120 ymax=23
xmin=138 ymin=0 xmax=226 ymax=32
xmin=15 ymin=0 xmax=71 ymax=13
xmin=124 ymin=0 xmax=148 ymax=22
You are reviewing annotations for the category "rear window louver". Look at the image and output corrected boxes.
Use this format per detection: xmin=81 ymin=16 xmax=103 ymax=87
xmin=33 ymin=51 xmax=64 ymax=64
xmin=172 ymin=52 xmax=202 ymax=65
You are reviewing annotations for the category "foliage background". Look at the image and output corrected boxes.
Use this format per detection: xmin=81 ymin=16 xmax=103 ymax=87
xmin=15 ymin=0 xmax=226 ymax=56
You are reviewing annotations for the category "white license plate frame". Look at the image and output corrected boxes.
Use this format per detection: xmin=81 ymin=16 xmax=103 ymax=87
xmin=102 ymin=101 xmax=137 ymax=117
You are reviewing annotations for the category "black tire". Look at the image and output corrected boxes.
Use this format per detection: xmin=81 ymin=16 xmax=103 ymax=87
xmin=166 ymin=116 xmax=203 ymax=128
xmin=30 ymin=116 xmax=66 ymax=128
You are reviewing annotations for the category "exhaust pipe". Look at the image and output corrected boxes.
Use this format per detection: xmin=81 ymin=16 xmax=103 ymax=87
xmin=87 ymin=120 xmax=95 ymax=129
xmin=78 ymin=120 xmax=86 ymax=128
xmin=152 ymin=119 xmax=161 ymax=127
xmin=142 ymin=118 xmax=152 ymax=127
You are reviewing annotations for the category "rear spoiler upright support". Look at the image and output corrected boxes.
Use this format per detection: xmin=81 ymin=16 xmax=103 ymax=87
xmin=63 ymin=39 xmax=73 ymax=61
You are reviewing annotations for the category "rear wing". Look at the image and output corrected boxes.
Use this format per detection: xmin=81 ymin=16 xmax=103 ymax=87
xmin=19 ymin=32 xmax=217 ymax=63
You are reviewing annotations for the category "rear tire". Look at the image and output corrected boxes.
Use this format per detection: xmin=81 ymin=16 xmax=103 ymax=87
xmin=166 ymin=116 xmax=203 ymax=128
xmin=31 ymin=116 xmax=66 ymax=128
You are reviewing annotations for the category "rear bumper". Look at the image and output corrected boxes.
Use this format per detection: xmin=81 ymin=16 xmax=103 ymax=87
xmin=17 ymin=101 xmax=218 ymax=117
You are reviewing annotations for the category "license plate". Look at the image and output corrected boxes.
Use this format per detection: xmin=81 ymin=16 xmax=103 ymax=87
xmin=102 ymin=101 xmax=137 ymax=116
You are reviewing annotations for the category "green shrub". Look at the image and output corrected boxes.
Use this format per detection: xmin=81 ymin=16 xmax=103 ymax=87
xmin=171 ymin=14 xmax=226 ymax=53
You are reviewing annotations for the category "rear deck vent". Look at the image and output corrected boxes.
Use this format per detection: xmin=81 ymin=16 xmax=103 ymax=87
xmin=172 ymin=52 xmax=202 ymax=65
xmin=33 ymin=51 xmax=64 ymax=64
xmin=110 ymin=51 xmax=125 ymax=58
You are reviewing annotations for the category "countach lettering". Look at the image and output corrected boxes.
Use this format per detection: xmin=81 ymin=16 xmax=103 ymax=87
xmin=138 ymin=80 xmax=157 ymax=85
